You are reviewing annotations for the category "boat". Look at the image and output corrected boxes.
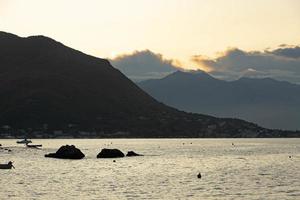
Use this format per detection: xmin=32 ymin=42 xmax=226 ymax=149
xmin=0 ymin=161 xmax=14 ymax=169
xmin=26 ymin=144 xmax=42 ymax=148
xmin=16 ymin=138 xmax=32 ymax=144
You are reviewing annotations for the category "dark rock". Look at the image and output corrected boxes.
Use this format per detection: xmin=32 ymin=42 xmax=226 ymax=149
xmin=45 ymin=145 xmax=85 ymax=159
xmin=97 ymin=148 xmax=124 ymax=158
xmin=126 ymin=151 xmax=143 ymax=157
xmin=197 ymin=173 xmax=201 ymax=179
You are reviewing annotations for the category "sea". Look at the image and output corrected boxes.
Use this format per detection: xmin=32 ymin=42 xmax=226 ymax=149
xmin=0 ymin=139 xmax=299 ymax=200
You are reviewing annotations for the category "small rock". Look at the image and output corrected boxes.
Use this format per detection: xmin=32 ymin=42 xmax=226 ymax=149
xmin=197 ymin=173 xmax=202 ymax=179
xmin=97 ymin=148 xmax=124 ymax=158
xmin=126 ymin=151 xmax=143 ymax=157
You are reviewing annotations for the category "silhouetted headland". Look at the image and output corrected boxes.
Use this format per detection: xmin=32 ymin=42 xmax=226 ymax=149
xmin=0 ymin=31 xmax=298 ymax=138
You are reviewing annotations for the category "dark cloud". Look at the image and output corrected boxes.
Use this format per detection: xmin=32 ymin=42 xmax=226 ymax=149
xmin=192 ymin=46 xmax=300 ymax=84
xmin=269 ymin=46 xmax=300 ymax=58
xmin=110 ymin=50 xmax=180 ymax=82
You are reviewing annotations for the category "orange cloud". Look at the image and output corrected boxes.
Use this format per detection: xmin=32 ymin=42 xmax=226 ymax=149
xmin=191 ymin=46 xmax=300 ymax=83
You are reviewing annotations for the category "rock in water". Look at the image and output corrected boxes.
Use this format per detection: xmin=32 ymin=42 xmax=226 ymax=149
xmin=197 ymin=173 xmax=202 ymax=179
xmin=126 ymin=151 xmax=143 ymax=157
xmin=97 ymin=148 xmax=124 ymax=158
xmin=45 ymin=145 xmax=85 ymax=159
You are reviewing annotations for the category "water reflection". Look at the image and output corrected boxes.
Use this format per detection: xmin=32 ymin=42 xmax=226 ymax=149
xmin=0 ymin=139 xmax=299 ymax=199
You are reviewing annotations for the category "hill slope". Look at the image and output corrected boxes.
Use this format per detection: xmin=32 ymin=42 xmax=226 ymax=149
xmin=138 ymin=71 xmax=300 ymax=130
xmin=0 ymin=32 xmax=297 ymax=137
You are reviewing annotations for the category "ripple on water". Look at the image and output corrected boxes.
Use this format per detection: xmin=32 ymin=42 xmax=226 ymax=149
xmin=0 ymin=138 xmax=299 ymax=199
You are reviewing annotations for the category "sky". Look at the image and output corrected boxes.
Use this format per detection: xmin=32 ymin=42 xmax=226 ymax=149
xmin=1 ymin=0 xmax=300 ymax=82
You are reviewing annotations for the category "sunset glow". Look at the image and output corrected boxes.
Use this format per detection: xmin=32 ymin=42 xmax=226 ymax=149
xmin=1 ymin=0 xmax=299 ymax=69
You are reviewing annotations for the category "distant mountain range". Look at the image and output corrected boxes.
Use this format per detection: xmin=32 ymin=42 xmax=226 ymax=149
xmin=0 ymin=31 xmax=298 ymax=138
xmin=138 ymin=70 xmax=300 ymax=130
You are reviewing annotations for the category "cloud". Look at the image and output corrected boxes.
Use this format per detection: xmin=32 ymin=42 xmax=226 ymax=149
xmin=110 ymin=50 xmax=181 ymax=82
xmin=268 ymin=45 xmax=300 ymax=59
xmin=192 ymin=46 xmax=300 ymax=84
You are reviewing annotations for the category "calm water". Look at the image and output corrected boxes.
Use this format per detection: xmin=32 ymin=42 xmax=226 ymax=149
xmin=0 ymin=139 xmax=299 ymax=200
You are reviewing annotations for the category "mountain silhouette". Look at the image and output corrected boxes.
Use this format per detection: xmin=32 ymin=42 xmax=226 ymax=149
xmin=0 ymin=32 xmax=297 ymax=137
xmin=139 ymin=70 xmax=300 ymax=130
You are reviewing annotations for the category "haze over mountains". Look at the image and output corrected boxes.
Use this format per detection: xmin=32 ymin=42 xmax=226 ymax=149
xmin=139 ymin=70 xmax=300 ymax=130
xmin=1 ymin=31 xmax=293 ymax=138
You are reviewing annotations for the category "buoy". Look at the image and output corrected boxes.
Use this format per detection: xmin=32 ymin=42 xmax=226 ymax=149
xmin=197 ymin=173 xmax=201 ymax=179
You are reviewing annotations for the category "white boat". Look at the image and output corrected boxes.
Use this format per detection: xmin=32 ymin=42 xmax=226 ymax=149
xmin=16 ymin=138 xmax=32 ymax=144
xmin=0 ymin=161 xmax=14 ymax=169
